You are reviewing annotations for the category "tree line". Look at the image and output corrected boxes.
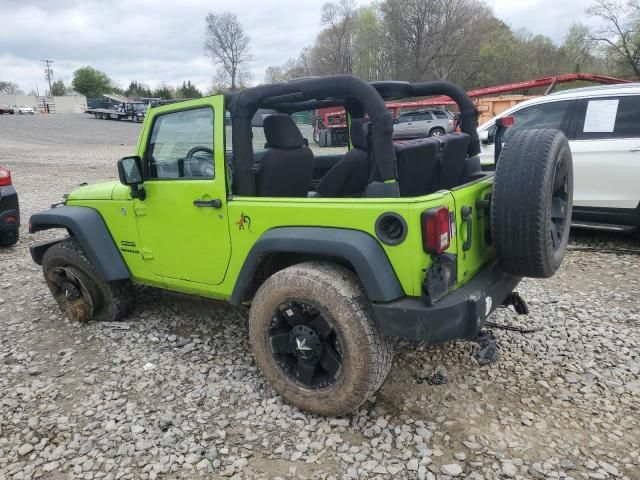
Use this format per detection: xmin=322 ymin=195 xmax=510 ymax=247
xmin=0 ymin=68 xmax=204 ymax=100
xmin=262 ymin=0 xmax=640 ymax=88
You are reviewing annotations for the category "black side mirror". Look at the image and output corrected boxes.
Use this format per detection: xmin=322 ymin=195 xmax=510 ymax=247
xmin=392 ymin=118 xmax=399 ymax=124
xmin=117 ymin=156 xmax=146 ymax=200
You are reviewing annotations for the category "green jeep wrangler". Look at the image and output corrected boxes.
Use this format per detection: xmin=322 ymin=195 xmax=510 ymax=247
xmin=29 ymin=76 xmax=573 ymax=416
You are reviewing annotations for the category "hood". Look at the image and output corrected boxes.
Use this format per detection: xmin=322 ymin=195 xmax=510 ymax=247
xmin=66 ymin=181 xmax=119 ymax=201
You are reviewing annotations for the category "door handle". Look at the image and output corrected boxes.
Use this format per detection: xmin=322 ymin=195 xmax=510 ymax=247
xmin=193 ymin=198 xmax=222 ymax=208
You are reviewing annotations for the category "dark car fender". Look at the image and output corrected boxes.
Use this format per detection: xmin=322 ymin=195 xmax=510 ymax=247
xmin=230 ymin=227 xmax=405 ymax=305
xmin=29 ymin=206 xmax=130 ymax=281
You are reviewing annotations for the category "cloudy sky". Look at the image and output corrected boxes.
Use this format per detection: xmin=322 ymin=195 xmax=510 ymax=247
xmin=0 ymin=0 xmax=600 ymax=95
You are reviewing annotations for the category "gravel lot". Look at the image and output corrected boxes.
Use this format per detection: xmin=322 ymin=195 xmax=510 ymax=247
xmin=1 ymin=114 xmax=639 ymax=480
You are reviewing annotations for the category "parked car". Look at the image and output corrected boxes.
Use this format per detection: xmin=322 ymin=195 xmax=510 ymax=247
xmin=478 ymin=83 xmax=640 ymax=233
xmin=0 ymin=105 xmax=15 ymax=114
xmin=16 ymin=105 xmax=35 ymax=114
xmin=0 ymin=166 xmax=19 ymax=247
xmin=392 ymin=108 xmax=455 ymax=139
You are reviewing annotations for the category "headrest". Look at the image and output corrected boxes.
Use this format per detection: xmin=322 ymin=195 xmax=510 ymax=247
xmin=263 ymin=114 xmax=305 ymax=149
xmin=350 ymin=118 xmax=370 ymax=150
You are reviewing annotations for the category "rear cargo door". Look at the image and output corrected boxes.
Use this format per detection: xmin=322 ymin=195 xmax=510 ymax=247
xmin=449 ymin=178 xmax=495 ymax=286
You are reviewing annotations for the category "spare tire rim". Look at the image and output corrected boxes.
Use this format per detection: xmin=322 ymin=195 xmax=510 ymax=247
xmin=550 ymin=158 xmax=569 ymax=252
xmin=268 ymin=300 xmax=343 ymax=390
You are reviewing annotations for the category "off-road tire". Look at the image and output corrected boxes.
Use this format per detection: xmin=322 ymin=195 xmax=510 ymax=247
xmin=491 ymin=128 xmax=573 ymax=278
xmin=0 ymin=230 xmax=19 ymax=247
xmin=42 ymin=237 xmax=134 ymax=322
xmin=249 ymin=262 xmax=393 ymax=416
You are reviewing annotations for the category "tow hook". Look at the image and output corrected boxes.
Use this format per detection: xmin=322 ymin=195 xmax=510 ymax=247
xmin=502 ymin=291 xmax=529 ymax=315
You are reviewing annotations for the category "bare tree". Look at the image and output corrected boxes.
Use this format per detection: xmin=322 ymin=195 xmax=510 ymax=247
xmin=586 ymin=0 xmax=640 ymax=77
xmin=0 ymin=81 xmax=23 ymax=95
xmin=204 ymin=12 xmax=251 ymax=90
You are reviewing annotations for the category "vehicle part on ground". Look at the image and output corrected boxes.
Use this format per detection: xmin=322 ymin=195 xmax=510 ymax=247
xmin=42 ymin=238 xmax=134 ymax=322
xmin=248 ymin=262 xmax=393 ymax=416
xmin=491 ymin=129 xmax=573 ymax=278
xmin=473 ymin=330 xmax=501 ymax=365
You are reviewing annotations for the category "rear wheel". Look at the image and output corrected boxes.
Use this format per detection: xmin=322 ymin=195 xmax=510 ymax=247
xmin=491 ymin=129 xmax=573 ymax=278
xmin=249 ymin=262 xmax=393 ymax=416
xmin=42 ymin=238 xmax=135 ymax=322
xmin=429 ymin=127 xmax=445 ymax=137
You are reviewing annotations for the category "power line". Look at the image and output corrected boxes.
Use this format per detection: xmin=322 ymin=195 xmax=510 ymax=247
xmin=42 ymin=59 xmax=54 ymax=95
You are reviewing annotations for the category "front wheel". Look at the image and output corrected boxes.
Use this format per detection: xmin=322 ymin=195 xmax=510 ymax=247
xmin=42 ymin=238 xmax=135 ymax=322
xmin=249 ymin=262 xmax=393 ymax=416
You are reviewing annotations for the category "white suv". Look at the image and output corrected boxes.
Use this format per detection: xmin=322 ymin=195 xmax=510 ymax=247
xmin=478 ymin=83 xmax=640 ymax=233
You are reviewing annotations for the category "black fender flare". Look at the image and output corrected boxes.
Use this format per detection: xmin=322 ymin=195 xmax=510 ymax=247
xmin=29 ymin=206 xmax=130 ymax=281
xmin=230 ymin=227 xmax=404 ymax=305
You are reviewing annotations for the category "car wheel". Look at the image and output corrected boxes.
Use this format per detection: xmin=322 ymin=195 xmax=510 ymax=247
xmin=42 ymin=238 xmax=135 ymax=322
xmin=491 ymin=129 xmax=573 ymax=278
xmin=429 ymin=128 xmax=445 ymax=137
xmin=18 ymin=110 xmax=23 ymax=115
xmin=0 ymin=230 xmax=19 ymax=247
xmin=249 ymin=261 xmax=394 ymax=416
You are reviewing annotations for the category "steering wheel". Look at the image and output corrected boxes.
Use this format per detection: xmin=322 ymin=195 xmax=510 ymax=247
xmin=185 ymin=146 xmax=214 ymax=177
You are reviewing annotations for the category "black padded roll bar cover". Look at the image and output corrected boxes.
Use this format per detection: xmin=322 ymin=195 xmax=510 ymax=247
xmin=227 ymin=75 xmax=398 ymax=195
xmin=409 ymin=82 xmax=481 ymax=157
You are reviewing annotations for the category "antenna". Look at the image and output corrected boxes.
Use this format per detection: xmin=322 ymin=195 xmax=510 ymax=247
xmin=42 ymin=59 xmax=54 ymax=95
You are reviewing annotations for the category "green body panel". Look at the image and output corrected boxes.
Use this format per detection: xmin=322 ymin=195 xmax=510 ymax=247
xmin=65 ymin=94 xmax=497 ymax=302
xmin=449 ymin=178 xmax=495 ymax=284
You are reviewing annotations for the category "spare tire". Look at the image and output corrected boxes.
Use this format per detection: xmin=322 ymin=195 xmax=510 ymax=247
xmin=491 ymin=129 xmax=573 ymax=278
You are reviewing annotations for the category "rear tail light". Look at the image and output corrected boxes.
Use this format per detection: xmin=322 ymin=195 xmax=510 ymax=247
xmin=448 ymin=119 xmax=454 ymax=126
xmin=0 ymin=167 xmax=11 ymax=186
xmin=421 ymin=207 xmax=451 ymax=254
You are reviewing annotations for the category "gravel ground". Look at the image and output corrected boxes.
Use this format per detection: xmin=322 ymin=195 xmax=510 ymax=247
xmin=1 ymin=114 xmax=639 ymax=480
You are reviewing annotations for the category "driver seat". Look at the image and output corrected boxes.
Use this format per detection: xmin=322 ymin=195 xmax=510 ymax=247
xmin=255 ymin=114 xmax=313 ymax=197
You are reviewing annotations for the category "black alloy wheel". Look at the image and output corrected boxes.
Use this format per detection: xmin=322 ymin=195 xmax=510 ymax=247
xmin=267 ymin=300 xmax=343 ymax=389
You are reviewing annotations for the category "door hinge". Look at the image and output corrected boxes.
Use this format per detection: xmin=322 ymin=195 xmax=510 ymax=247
xmin=134 ymin=203 xmax=147 ymax=217
xmin=141 ymin=248 xmax=154 ymax=260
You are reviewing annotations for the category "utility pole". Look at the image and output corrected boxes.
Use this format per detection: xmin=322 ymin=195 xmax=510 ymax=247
xmin=42 ymin=59 xmax=54 ymax=95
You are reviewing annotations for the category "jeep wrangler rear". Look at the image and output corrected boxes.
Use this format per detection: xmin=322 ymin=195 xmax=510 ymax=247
xmin=29 ymin=76 xmax=573 ymax=416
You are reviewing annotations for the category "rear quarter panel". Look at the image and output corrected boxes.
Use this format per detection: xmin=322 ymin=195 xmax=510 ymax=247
xmin=223 ymin=193 xmax=457 ymax=298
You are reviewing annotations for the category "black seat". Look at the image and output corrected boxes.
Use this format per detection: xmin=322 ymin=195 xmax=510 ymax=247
xmin=439 ymin=133 xmax=470 ymax=189
xmin=395 ymin=133 xmax=471 ymax=197
xmin=316 ymin=118 xmax=370 ymax=197
xmin=255 ymin=114 xmax=313 ymax=197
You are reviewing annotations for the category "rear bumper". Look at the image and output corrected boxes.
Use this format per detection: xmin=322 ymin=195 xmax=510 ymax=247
xmin=0 ymin=185 xmax=19 ymax=231
xmin=372 ymin=262 xmax=521 ymax=345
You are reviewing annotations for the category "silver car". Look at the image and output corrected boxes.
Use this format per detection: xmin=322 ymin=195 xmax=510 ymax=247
xmin=392 ymin=109 xmax=455 ymax=139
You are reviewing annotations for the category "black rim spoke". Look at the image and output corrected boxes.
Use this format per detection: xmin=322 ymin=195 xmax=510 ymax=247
xmin=319 ymin=344 xmax=341 ymax=378
xmin=551 ymin=197 xmax=566 ymax=220
xmin=310 ymin=313 xmax=333 ymax=339
xmin=280 ymin=303 xmax=305 ymax=328
xmin=295 ymin=362 xmax=316 ymax=385
xmin=268 ymin=300 xmax=343 ymax=390
xmin=270 ymin=332 xmax=293 ymax=354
